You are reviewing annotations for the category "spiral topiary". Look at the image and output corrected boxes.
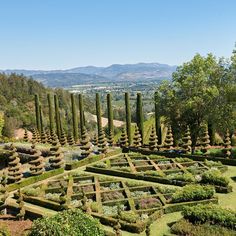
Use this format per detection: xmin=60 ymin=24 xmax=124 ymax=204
xmin=223 ymin=130 xmax=232 ymax=158
xmin=29 ymin=143 xmax=45 ymax=176
xmin=164 ymin=126 xmax=174 ymax=149
xmin=91 ymin=133 xmax=98 ymax=146
xmin=133 ymin=125 xmax=142 ymax=148
xmin=8 ymin=143 xmax=23 ymax=183
xmin=149 ymin=125 xmax=158 ymax=151
xmin=98 ymin=128 xmax=108 ymax=154
xmin=32 ymin=128 xmax=38 ymax=143
xmin=23 ymin=129 xmax=28 ymax=142
xmin=68 ymin=132 xmax=75 ymax=146
xmin=120 ymin=128 xmax=128 ymax=147
xmin=49 ymin=136 xmax=64 ymax=169
xmin=60 ymin=129 xmax=68 ymax=146
xmin=200 ymin=125 xmax=211 ymax=153
xmin=181 ymin=126 xmax=192 ymax=153
xmin=40 ymin=128 xmax=47 ymax=144
xmin=80 ymin=127 xmax=92 ymax=158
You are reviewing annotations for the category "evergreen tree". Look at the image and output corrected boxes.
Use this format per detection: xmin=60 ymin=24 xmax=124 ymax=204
xmin=54 ymin=94 xmax=61 ymax=139
xmin=223 ymin=130 xmax=232 ymax=158
xmin=8 ymin=143 xmax=23 ymax=183
xmin=136 ymin=93 xmax=144 ymax=144
xmin=71 ymin=93 xmax=79 ymax=142
xmin=120 ymin=128 xmax=128 ymax=147
xmin=125 ymin=92 xmax=132 ymax=145
xmin=154 ymin=91 xmax=162 ymax=145
xmin=16 ymin=189 xmax=25 ymax=220
xmin=60 ymin=129 xmax=68 ymax=146
xmin=96 ymin=93 xmax=102 ymax=137
xmin=34 ymin=94 xmax=41 ymax=133
xmin=107 ymin=93 xmax=114 ymax=146
xmin=40 ymin=128 xmax=47 ymax=144
xmin=23 ymin=129 xmax=28 ymax=142
xmin=133 ymin=125 xmax=142 ymax=147
xmin=165 ymin=126 xmax=174 ymax=149
xmin=47 ymin=93 xmax=54 ymax=134
xmin=68 ymin=132 xmax=75 ymax=146
xmin=91 ymin=133 xmax=98 ymax=146
xmin=79 ymin=94 xmax=85 ymax=137
xmin=98 ymin=128 xmax=108 ymax=154
xmin=29 ymin=143 xmax=45 ymax=175
xmin=149 ymin=125 xmax=158 ymax=151
xmin=80 ymin=127 xmax=92 ymax=158
xmin=200 ymin=125 xmax=211 ymax=153
xmin=32 ymin=128 xmax=38 ymax=143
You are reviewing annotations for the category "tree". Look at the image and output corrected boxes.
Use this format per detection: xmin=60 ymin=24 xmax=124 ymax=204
xmin=107 ymin=93 xmax=114 ymax=146
xmin=125 ymin=92 xmax=132 ymax=145
xmin=149 ymin=125 xmax=158 ymax=151
xmin=71 ymin=93 xmax=79 ymax=142
xmin=0 ymin=111 xmax=4 ymax=137
xmin=29 ymin=143 xmax=45 ymax=175
xmin=80 ymin=127 xmax=92 ymax=158
xmin=136 ymin=93 xmax=144 ymax=144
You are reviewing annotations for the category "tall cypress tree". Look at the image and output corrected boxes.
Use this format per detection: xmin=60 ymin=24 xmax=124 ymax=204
xmin=107 ymin=93 xmax=114 ymax=145
xmin=125 ymin=92 xmax=132 ymax=145
xmin=39 ymin=105 xmax=43 ymax=133
xmin=154 ymin=91 xmax=162 ymax=145
xmin=136 ymin=93 xmax=144 ymax=144
xmin=71 ymin=93 xmax=79 ymax=142
xmin=34 ymin=94 xmax=41 ymax=133
xmin=54 ymin=94 xmax=61 ymax=139
xmin=208 ymin=122 xmax=215 ymax=146
xmin=96 ymin=93 xmax=102 ymax=137
xmin=79 ymin=94 xmax=85 ymax=137
xmin=47 ymin=93 xmax=54 ymax=134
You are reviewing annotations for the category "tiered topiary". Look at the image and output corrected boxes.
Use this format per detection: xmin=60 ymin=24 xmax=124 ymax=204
xmin=98 ymin=128 xmax=108 ymax=154
xmin=133 ymin=125 xmax=142 ymax=148
xmin=68 ymin=132 xmax=75 ymax=146
xmin=181 ymin=126 xmax=192 ymax=153
xmin=107 ymin=129 xmax=114 ymax=146
xmin=165 ymin=126 xmax=174 ymax=149
xmin=23 ymin=129 xmax=28 ymax=142
xmin=60 ymin=129 xmax=68 ymax=146
xmin=149 ymin=125 xmax=158 ymax=151
xmin=200 ymin=125 xmax=211 ymax=153
xmin=29 ymin=143 xmax=45 ymax=176
xmin=36 ymin=129 xmax=41 ymax=143
xmin=8 ymin=143 xmax=23 ymax=183
xmin=49 ymin=136 xmax=64 ymax=169
xmin=80 ymin=127 xmax=92 ymax=158
xmin=32 ymin=128 xmax=38 ymax=143
xmin=40 ymin=128 xmax=47 ymax=144
xmin=0 ymin=171 xmax=8 ymax=213
xmin=120 ymin=128 xmax=128 ymax=147
xmin=91 ymin=133 xmax=98 ymax=146
xmin=16 ymin=189 xmax=25 ymax=220
xmin=223 ymin=130 xmax=232 ymax=158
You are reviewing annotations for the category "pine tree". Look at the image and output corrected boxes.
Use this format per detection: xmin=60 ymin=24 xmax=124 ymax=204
xmin=181 ymin=126 xmax=192 ymax=153
xmin=98 ymin=128 xmax=108 ymax=154
xmin=223 ymin=130 xmax=232 ymax=158
xmin=29 ymin=143 xmax=45 ymax=175
xmin=60 ymin=129 xmax=67 ymax=146
xmin=23 ymin=129 xmax=28 ymax=142
xmin=80 ymin=127 xmax=92 ymax=158
xmin=8 ymin=144 xmax=23 ymax=183
xmin=133 ymin=125 xmax=142 ymax=147
xmin=49 ymin=136 xmax=64 ymax=169
xmin=120 ymin=128 xmax=128 ymax=147
xmin=200 ymin=125 xmax=211 ymax=153
xmin=165 ymin=126 xmax=174 ymax=149
xmin=149 ymin=125 xmax=158 ymax=151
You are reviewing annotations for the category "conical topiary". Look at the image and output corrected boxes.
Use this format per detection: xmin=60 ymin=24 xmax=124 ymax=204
xmin=40 ymin=128 xmax=47 ymax=144
xmin=49 ymin=136 xmax=64 ymax=169
xmin=98 ymin=128 xmax=108 ymax=154
xmin=8 ymin=144 xmax=23 ymax=183
xmin=32 ymin=128 xmax=38 ymax=143
xmin=68 ymin=132 xmax=75 ymax=146
xmin=181 ymin=126 xmax=192 ymax=153
xmin=120 ymin=128 xmax=128 ymax=147
xmin=149 ymin=125 xmax=158 ymax=151
xmin=223 ymin=130 xmax=232 ymax=158
xmin=80 ymin=127 xmax=92 ymax=158
xmin=36 ymin=129 xmax=41 ymax=143
xmin=0 ymin=170 xmax=8 ymax=211
xmin=23 ymin=129 xmax=28 ymax=142
xmin=91 ymin=133 xmax=98 ymax=146
xmin=133 ymin=125 xmax=142 ymax=148
xmin=29 ymin=143 xmax=45 ymax=175
xmin=200 ymin=125 xmax=210 ymax=153
xmin=46 ymin=130 xmax=51 ymax=144
xmin=107 ymin=129 xmax=114 ymax=146
xmin=164 ymin=126 xmax=174 ymax=149
xmin=60 ymin=129 xmax=67 ymax=146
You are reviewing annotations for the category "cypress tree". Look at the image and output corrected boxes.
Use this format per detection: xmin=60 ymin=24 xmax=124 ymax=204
xmin=39 ymin=105 xmax=44 ymax=133
xmin=34 ymin=94 xmax=41 ymax=133
xmin=96 ymin=93 xmax=102 ymax=137
xmin=223 ymin=130 xmax=232 ymax=158
xmin=79 ymin=94 xmax=85 ymax=137
xmin=29 ymin=143 xmax=45 ymax=175
xmin=98 ymin=128 xmax=108 ymax=154
xmin=181 ymin=126 xmax=192 ymax=153
xmin=80 ymin=127 xmax=92 ymax=158
xmin=125 ymin=92 xmax=132 ymax=145
xmin=71 ymin=93 xmax=79 ymax=142
xmin=8 ymin=144 xmax=23 ymax=183
xmin=149 ymin=125 xmax=158 ymax=151
xmin=154 ymin=92 xmax=162 ymax=145
xmin=133 ymin=125 xmax=142 ymax=147
xmin=200 ymin=125 xmax=211 ymax=153
xmin=165 ymin=126 xmax=174 ymax=149
xmin=23 ymin=129 xmax=28 ymax=142
xmin=107 ymin=93 xmax=114 ymax=146
xmin=47 ymin=93 xmax=54 ymax=134
xmin=49 ymin=135 xmax=64 ymax=169
xmin=136 ymin=93 xmax=144 ymax=144
xmin=120 ymin=128 xmax=128 ymax=147
xmin=54 ymin=94 xmax=61 ymax=139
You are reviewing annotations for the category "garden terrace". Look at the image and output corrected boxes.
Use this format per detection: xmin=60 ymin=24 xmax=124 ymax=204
xmin=86 ymin=153 xmax=232 ymax=193
xmin=17 ymin=172 xmax=217 ymax=233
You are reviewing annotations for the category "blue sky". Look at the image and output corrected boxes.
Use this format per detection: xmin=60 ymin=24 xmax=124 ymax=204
xmin=0 ymin=0 xmax=236 ymax=70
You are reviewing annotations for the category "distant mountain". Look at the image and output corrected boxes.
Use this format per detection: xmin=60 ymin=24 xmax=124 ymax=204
xmin=0 ymin=63 xmax=177 ymax=87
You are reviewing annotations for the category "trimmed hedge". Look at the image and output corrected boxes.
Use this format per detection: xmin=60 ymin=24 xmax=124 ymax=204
xmin=201 ymin=169 xmax=229 ymax=187
xmin=7 ymin=168 xmax=64 ymax=192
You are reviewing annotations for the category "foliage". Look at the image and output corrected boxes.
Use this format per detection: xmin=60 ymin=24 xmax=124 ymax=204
xmin=136 ymin=197 xmax=162 ymax=209
xmin=175 ymin=157 xmax=192 ymax=163
xmin=0 ymin=222 xmax=10 ymax=236
xmin=201 ymin=169 xmax=229 ymax=187
xmin=22 ymin=187 xmax=41 ymax=197
xmin=0 ymin=112 xmax=4 ymax=137
xmin=167 ymin=172 xmax=195 ymax=182
xmin=120 ymin=210 xmax=139 ymax=223
xmin=29 ymin=208 xmax=105 ymax=236
xmin=182 ymin=204 xmax=236 ymax=230
xmin=171 ymin=185 xmax=215 ymax=203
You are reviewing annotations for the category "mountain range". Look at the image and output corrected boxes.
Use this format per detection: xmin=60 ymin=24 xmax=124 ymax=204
xmin=0 ymin=63 xmax=177 ymax=87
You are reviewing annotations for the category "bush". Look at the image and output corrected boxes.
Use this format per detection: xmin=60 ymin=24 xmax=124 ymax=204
xmin=171 ymin=218 xmax=236 ymax=236
xmin=29 ymin=208 xmax=105 ymax=236
xmin=182 ymin=204 xmax=236 ymax=230
xmin=22 ymin=187 xmax=41 ymax=197
xmin=120 ymin=210 xmax=139 ymax=223
xmin=171 ymin=185 xmax=215 ymax=203
xmin=175 ymin=157 xmax=193 ymax=163
xmin=201 ymin=169 xmax=229 ymax=187
xmin=167 ymin=172 xmax=195 ymax=182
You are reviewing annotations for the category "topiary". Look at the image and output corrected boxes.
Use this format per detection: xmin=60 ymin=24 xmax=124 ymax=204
xmin=98 ymin=128 xmax=108 ymax=154
xmin=200 ymin=125 xmax=211 ymax=153
xmin=149 ymin=125 xmax=158 ymax=151
xmin=164 ymin=126 xmax=174 ymax=149
xmin=29 ymin=208 xmax=105 ymax=236
xmin=80 ymin=127 xmax=92 ymax=158
xmin=119 ymin=128 xmax=128 ymax=147
xmin=133 ymin=125 xmax=142 ymax=148
xmin=49 ymin=135 xmax=64 ymax=169
xmin=181 ymin=126 xmax=192 ymax=153
xmin=222 ymin=130 xmax=232 ymax=158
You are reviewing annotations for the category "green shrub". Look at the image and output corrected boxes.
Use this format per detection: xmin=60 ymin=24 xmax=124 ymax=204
xmin=171 ymin=218 xmax=236 ymax=236
xmin=145 ymin=170 xmax=164 ymax=177
xmin=175 ymin=157 xmax=193 ymax=163
xmin=120 ymin=210 xmax=139 ymax=223
xmin=29 ymin=208 xmax=105 ymax=236
xmin=167 ymin=172 xmax=195 ymax=182
xmin=201 ymin=169 xmax=229 ymax=187
xmin=203 ymin=159 xmax=223 ymax=167
xmin=171 ymin=185 xmax=215 ymax=203
xmin=22 ymin=187 xmax=41 ymax=197
xmin=90 ymin=202 xmax=100 ymax=213
xmin=182 ymin=204 xmax=236 ymax=230
xmin=0 ymin=222 xmax=10 ymax=236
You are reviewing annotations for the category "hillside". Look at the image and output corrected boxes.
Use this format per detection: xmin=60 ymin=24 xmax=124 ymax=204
xmin=0 ymin=63 xmax=176 ymax=87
